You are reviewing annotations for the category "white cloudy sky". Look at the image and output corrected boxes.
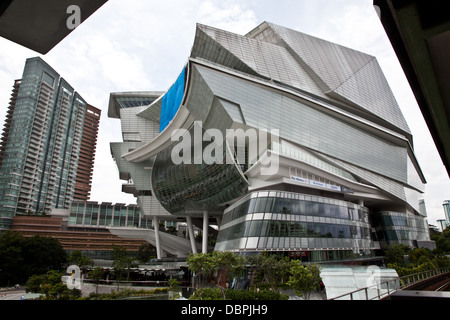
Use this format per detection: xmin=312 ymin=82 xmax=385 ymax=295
xmin=0 ymin=0 xmax=448 ymax=226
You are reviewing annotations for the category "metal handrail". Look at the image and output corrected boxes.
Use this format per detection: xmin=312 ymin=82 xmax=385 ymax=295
xmin=329 ymin=267 xmax=450 ymax=300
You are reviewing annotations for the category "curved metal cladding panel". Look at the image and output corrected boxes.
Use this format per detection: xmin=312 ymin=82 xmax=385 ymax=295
xmin=194 ymin=64 xmax=409 ymax=184
xmin=258 ymin=22 xmax=411 ymax=135
xmin=192 ymin=24 xmax=327 ymax=101
xmin=159 ymin=67 xmax=186 ymax=132
xmin=194 ymin=22 xmax=411 ymax=136
xmin=151 ymin=127 xmax=248 ymax=215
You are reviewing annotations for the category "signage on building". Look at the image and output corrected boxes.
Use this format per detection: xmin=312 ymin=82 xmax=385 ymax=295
xmin=290 ymin=175 xmax=310 ymax=184
xmin=289 ymin=251 xmax=309 ymax=258
xmin=290 ymin=175 xmax=353 ymax=194
xmin=341 ymin=186 xmax=354 ymax=194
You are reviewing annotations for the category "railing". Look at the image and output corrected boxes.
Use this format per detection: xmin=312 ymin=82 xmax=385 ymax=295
xmin=329 ymin=267 xmax=450 ymax=300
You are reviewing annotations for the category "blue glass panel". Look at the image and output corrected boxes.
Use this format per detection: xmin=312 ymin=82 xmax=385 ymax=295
xmin=159 ymin=67 xmax=186 ymax=132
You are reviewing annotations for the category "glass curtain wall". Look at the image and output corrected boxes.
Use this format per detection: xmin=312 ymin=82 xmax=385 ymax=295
xmin=216 ymin=191 xmax=374 ymax=262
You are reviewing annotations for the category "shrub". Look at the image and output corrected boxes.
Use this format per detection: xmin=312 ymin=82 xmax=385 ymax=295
xmin=189 ymin=287 xmax=223 ymax=300
xmin=189 ymin=288 xmax=288 ymax=300
xmin=226 ymin=289 xmax=288 ymax=300
xmin=86 ymin=287 xmax=168 ymax=300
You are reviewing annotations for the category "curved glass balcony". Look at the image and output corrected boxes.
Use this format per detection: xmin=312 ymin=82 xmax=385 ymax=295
xmin=215 ymin=190 xmax=374 ymax=257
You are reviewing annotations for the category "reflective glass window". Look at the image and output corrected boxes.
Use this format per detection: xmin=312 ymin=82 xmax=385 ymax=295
xmin=106 ymin=207 xmax=112 ymax=225
xmin=265 ymin=197 xmax=275 ymax=213
xmin=254 ymin=198 xmax=267 ymax=213
xmin=248 ymin=198 xmax=256 ymax=214
xmin=91 ymin=206 xmax=98 ymax=226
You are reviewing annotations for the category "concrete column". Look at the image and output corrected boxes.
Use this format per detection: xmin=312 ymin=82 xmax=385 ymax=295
xmin=153 ymin=216 xmax=162 ymax=260
xmin=202 ymin=211 xmax=208 ymax=254
xmin=216 ymin=216 xmax=222 ymax=230
xmin=186 ymin=216 xmax=197 ymax=254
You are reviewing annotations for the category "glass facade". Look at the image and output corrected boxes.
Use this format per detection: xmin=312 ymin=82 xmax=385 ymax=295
xmin=115 ymin=97 xmax=158 ymax=109
xmin=152 ymin=125 xmax=248 ymax=215
xmin=69 ymin=201 xmax=150 ymax=229
xmin=0 ymin=57 xmax=98 ymax=232
xmin=372 ymin=211 xmax=430 ymax=247
xmin=216 ymin=191 xmax=374 ymax=258
xmin=443 ymin=200 xmax=450 ymax=227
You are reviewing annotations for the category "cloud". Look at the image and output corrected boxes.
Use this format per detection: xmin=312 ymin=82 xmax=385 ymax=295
xmin=197 ymin=0 xmax=258 ymax=33
xmin=65 ymin=0 xmax=261 ymax=204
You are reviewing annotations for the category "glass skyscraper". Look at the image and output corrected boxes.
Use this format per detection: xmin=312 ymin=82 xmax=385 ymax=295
xmin=109 ymin=22 xmax=432 ymax=262
xmin=443 ymin=200 xmax=450 ymax=228
xmin=0 ymin=57 xmax=100 ymax=232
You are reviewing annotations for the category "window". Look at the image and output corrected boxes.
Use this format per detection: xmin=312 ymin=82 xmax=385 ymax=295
xmin=99 ymin=207 xmax=106 ymax=226
xmin=91 ymin=206 xmax=98 ymax=226
xmin=120 ymin=207 xmax=127 ymax=226
xmin=113 ymin=208 xmax=120 ymax=226
xmin=42 ymin=72 xmax=55 ymax=87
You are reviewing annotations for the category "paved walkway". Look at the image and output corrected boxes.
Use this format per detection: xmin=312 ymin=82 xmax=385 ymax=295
xmin=0 ymin=287 xmax=41 ymax=300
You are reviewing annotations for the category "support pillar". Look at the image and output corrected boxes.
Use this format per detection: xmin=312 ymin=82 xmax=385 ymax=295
xmin=186 ymin=216 xmax=197 ymax=254
xmin=202 ymin=211 xmax=208 ymax=254
xmin=216 ymin=216 xmax=222 ymax=230
xmin=153 ymin=216 xmax=162 ymax=260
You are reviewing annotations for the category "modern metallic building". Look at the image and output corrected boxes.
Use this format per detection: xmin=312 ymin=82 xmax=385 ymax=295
xmin=109 ymin=22 xmax=432 ymax=262
xmin=443 ymin=200 xmax=450 ymax=229
xmin=0 ymin=57 xmax=100 ymax=232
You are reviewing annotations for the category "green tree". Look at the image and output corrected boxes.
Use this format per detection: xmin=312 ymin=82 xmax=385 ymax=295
xmin=211 ymin=251 xmax=245 ymax=286
xmin=287 ymin=261 xmax=321 ymax=300
xmin=0 ymin=231 xmax=67 ymax=285
xmin=137 ymin=243 xmax=156 ymax=263
xmin=187 ymin=252 xmax=245 ymax=300
xmin=168 ymin=278 xmax=181 ymax=291
xmin=186 ymin=253 xmax=215 ymax=290
xmin=26 ymin=270 xmax=81 ymax=300
xmin=246 ymin=252 xmax=290 ymax=291
xmin=384 ymin=244 xmax=410 ymax=266
xmin=22 ymin=235 xmax=67 ymax=276
xmin=89 ymin=267 xmax=105 ymax=294
xmin=436 ymin=236 xmax=450 ymax=253
xmin=0 ymin=231 xmax=26 ymax=285
xmin=408 ymin=248 xmax=433 ymax=266
xmin=68 ymin=251 xmax=93 ymax=269
xmin=166 ymin=226 xmax=178 ymax=235
xmin=431 ymin=227 xmax=450 ymax=254
xmin=25 ymin=274 xmax=47 ymax=293
xmin=211 ymin=251 xmax=245 ymax=299
xmin=111 ymin=245 xmax=136 ymax=287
